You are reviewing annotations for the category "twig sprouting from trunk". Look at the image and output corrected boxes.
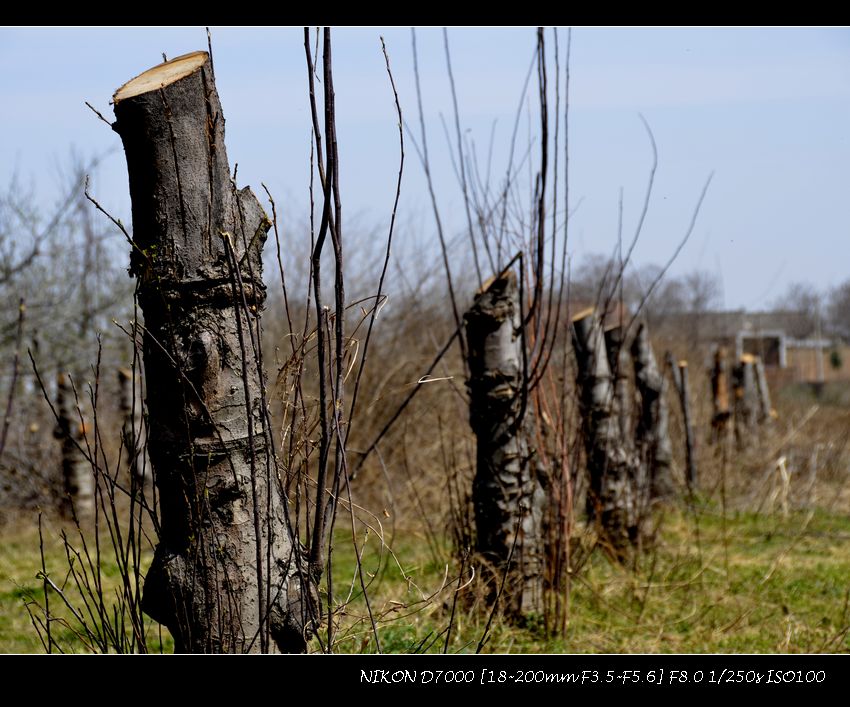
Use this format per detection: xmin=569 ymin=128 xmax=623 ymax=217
xmin=443 ymin=28 xmax=487 ymax=287
xmin=304 ymin=28 xmax=337 ymax=577
xmin=626 ymin=173 xmax=714 ymax=334
xmin=346 ymin=36 xmax=404 ymax=465
xmin=409 ymin=28 xmax=469 ymax=370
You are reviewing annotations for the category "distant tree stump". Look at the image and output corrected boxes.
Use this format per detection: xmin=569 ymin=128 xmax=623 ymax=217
xmin=631 ymin=322 xmax=674 ymax=503
xmin=54 ymin=371 xmax=93 ymax=519
xmin=571 ymin=308 xmax=639 ymax=555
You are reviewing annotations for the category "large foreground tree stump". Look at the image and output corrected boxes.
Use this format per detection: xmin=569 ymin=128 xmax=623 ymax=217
xmin=113 ymin=51 xmax=314 ymax=652
xmin=465 ymin=271 xmax=544 ymax=615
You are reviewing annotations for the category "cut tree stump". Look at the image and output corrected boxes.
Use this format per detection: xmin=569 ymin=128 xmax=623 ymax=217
xmin=666 ymin=354 xmax=698 ymax=491
xmin=465 ymin=270 xmax=544 ymax=615
xmin=113 ymin=51 xmax=314 ymax=652
xmin=631 ymin=322 xmax=674 ymax=503
xmin=118 ymin=367 xmax=149 ymax=496
xmin=753 ymin=356 xmax=774 ymax=425
xmin=54 ymin=371 xmax=93 ymax=519
xmin=711 ymin=346 xmax=732 ymax=443
xmin=733 ymin=354 xmax=758 ymax=447
xmin=604 ymin=325 xmax=632 ymax=444
xmin=571 ymin=308 xmax=638 ymax=553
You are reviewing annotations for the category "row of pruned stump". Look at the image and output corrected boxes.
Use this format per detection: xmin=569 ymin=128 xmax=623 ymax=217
xmin=710 ymin=346 xmax=774 ymax=446
xmin=571 ymin=317 xmax=774 ymax=546
xmin=465 ymin=271 xmax=775 ymax=614
xmin=53 ymin=367 xmax=148 ymax=519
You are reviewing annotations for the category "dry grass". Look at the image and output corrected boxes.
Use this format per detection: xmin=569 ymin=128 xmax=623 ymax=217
xmin=3 ymin=327 xmax=850 ymax=653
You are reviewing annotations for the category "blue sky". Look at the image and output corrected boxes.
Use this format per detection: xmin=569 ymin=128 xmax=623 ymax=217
xmin=1 ymin=27 xmax=848 ymax=309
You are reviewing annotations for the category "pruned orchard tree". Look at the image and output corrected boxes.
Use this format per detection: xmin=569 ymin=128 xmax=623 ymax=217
xmin=733 ymin=354 xmax=758 ymax=448
xmin=465 ymin=270 xmax=544 ymax=614
xmin=0 ymin=158 xmax=132 ymax=519
xmin=112 ymin=51 xmax=315 ymax=653
xmin=711 ymin=346 xmax=732 ymax=443
xmin=666 ymin=353 xmax=697 ymax=491
xmin=53 ymin=370 xmax=93 ymax=518
xmin=118 ymin=366 xmax=149 ymax=496
xmin=571 ymin=308 xmax=639 ymax=553
xmin=631 ymin=321 xmax=674 ymax=503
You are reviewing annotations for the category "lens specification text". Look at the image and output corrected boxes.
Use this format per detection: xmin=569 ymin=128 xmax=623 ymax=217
xmin=359 ymin=668 xmax=827 ymax=686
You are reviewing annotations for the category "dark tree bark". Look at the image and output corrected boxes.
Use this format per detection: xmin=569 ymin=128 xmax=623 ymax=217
xmin=465 ymin=271 xmax=543 ymax=614
xmin=604 ymin=325 xmax=632 ymax=444
xmin=666 ymin=354 xmax=698 ymax=491
xmin=571 ymin=309 xmax=638 ymax=553
xmin=631 ymin=322 xmax=674 ymax=502
xmin=54 ymin=371 xmax=93 ymax=519
xmin=112 ymin=51 xmax=314 ymax=653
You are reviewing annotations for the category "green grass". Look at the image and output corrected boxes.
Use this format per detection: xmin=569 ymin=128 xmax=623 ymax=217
xmin=0 ymin=516 xmax=170 ymax=653
xmin=321 ymin=505 xmax=850 ymax=654
xmin=2 ymin=504 xmax=849 ymax=653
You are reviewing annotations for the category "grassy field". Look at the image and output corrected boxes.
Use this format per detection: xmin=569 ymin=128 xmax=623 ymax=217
xmin=0 ymin=514 xmax=172 ymax=653
xmin=3 ymin=499 xmax=849 ymax=653
xmin=325 ymin=502 xmax=850 ymax=654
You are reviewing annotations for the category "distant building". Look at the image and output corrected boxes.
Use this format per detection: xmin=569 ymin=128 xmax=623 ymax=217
xmin=659 ymin=310 xmax=850 ymax=385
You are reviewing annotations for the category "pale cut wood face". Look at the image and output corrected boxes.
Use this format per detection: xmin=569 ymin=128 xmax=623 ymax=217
xmin=113 ymin=51 xmax=208 ymax=103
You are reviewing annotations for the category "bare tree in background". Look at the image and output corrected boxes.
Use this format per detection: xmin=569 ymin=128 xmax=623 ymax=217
xmin=0 ymin=159 xmax=131 ymax=518
xmin=826 ymin=280 xmax=850 ymax=341
xmin=773 ymin=281 xmax=823 ymax=337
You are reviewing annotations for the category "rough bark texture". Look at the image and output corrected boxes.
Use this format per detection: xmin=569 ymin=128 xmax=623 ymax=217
xmin=54 ymin=371 xmax=93 ymax=519
xmin=604 ymin=326 xmax=632 ymax=444
xmin=711 ymin=346 xmax=731 ymax=443
xmin=631 ymin=323 xmax=674 ymax=502
xmin=118 ymin=367 xmax=149 ymax=496
xmin=571 ymin=309 xmax=638 ymax=552
xmin=666 ymin=355 xmax=698 ymax=491
xmin=113 ymin=52 xmax=314 ymax=652
xmin=465 ymin=271 xmax=544 ymax=615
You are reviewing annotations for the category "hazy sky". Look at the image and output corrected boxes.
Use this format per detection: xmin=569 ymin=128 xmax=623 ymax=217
xmin=1 ymin=26 xmax=848 ymax=310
